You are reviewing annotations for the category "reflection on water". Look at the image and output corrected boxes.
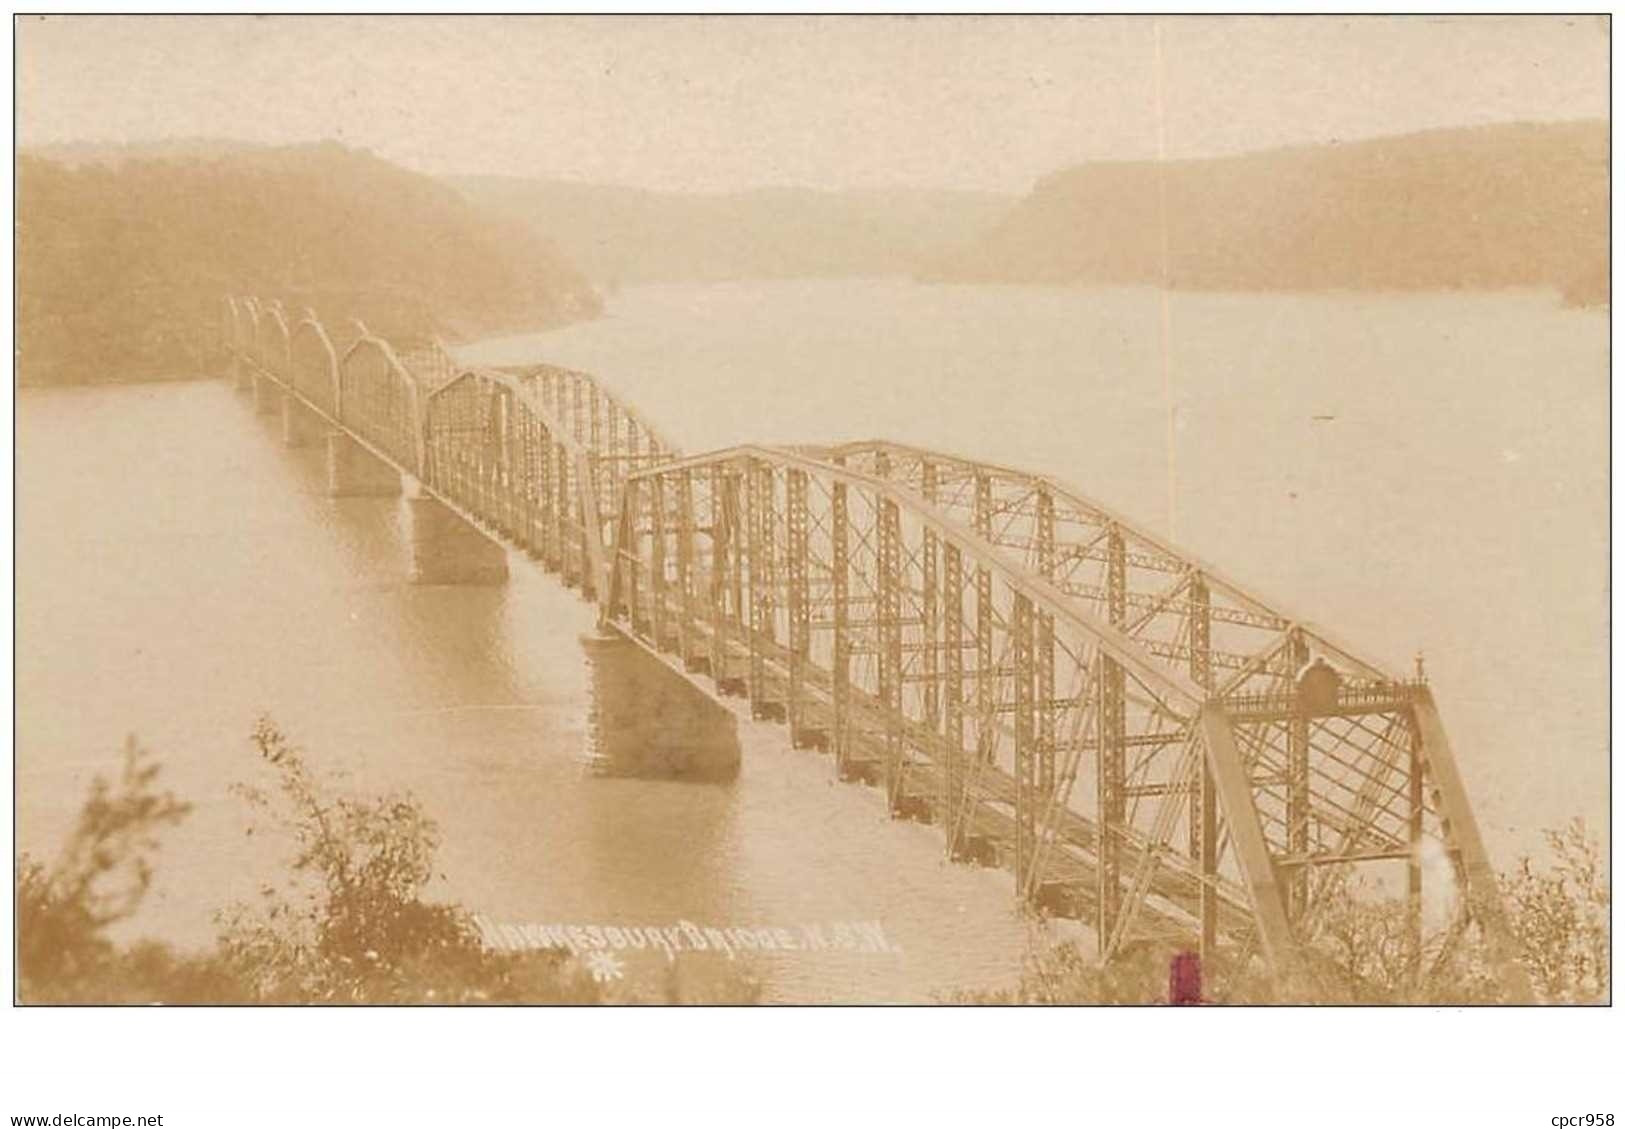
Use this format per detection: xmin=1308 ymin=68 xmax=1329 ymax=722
xmin=584 ymin=633 xmax=741 ymax=780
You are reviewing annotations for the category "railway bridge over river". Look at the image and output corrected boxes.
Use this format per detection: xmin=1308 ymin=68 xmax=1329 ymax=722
xmin=219 ymin=295 xmax=1530 ymax=996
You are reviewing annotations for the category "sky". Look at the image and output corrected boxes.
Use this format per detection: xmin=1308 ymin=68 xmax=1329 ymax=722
xmin=16 ymin=14 xmax=1610 ymax=194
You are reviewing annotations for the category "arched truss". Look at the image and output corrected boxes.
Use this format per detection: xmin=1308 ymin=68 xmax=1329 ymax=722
xmin=508 ymin=364 xmax=678 ymax=520
xmin=394 ymin=337 xmax=458 ymax=391
xmin=221 ymin=297 xmax=239 ymax=354
xmin=421 ymin=368 xmax=607 ymax=593
xmin=328 ymin=318 xmax=371 ymax=363
xmin=804 ymin=440 xmax=1384 ymax=690
xmin=801 ymin=438 xmax=1525 ymax=975
xmin=218 ymin=295 xmax=1525 ymax=991
xmin=603 ymin=445 xmax=1527 ymax=990
xmin=338 ymin=335 xmax=424 ymax=476
xmin=289 ymin=317 xmax=342 ymax=420
xmin=232 ymin=297 xmax=259 ymax=358
xmin=520 ymin=363 xmax=676 ymax=462
xmin=255 ymin=304 xmax=291 ymax=378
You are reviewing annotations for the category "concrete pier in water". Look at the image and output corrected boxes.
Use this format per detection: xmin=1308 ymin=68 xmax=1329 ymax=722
xmin=251 ymin=372 xmax=280 ymax=415
xmin=280 ymin=394 xmax=326 ymax=448
xmin=405 ymin=488 xmax=509 ymax=585
xmin=326 ymin=433 xmax=402 ymax=497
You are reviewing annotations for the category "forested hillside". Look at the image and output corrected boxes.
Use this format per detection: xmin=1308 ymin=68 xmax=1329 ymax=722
xmin=929 ymin=121 xmax=1607 ymax=306
xmin=17 ymin=143 xmax=599 ymax=385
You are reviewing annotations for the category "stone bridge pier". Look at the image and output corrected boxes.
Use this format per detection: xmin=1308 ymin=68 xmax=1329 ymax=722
xmin=582 ymin=632 xmax=741 ymax=780
xmin=280 ymin=394 xmax=326 ymax=448
xmin=251 ymin=372 xmax=281 ymax=416
xmin=326 ymin=433 xmax=402 ymax=498
xmin=405 ymin=483 xmax=509 ymax=585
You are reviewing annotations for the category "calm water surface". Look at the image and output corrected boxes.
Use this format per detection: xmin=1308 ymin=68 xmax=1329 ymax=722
xmin=19 ymin=280 xmax=1607 ymax=1001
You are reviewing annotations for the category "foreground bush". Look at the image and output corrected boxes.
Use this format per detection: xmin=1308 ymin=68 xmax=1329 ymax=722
xmin=951 ymin=824 xmax=1609 ymax=1005
xmin=18 ymin=723 xmax=601 ymax=1003
xmin=21 ymin=724 xmax=1603 ymax=1006
xmin=17 ymin=738 xmax=194 ymax=1001
xmin=18 ymin=722 xmax=767 ymax=1004
xmin=210 ymin=718 xmax=603 ymax=1003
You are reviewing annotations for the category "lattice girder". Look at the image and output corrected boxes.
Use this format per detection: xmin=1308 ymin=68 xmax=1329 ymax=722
xmin=222 ymin=301 xmax=1529 ymax=995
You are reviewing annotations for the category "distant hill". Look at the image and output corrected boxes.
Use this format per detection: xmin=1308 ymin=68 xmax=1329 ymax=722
xmin=24 ymin=137 xmax=258 ymax=167
xmin=17 ymin=143 xmax=599 ymax=386
xmin=450 ymin=177 xmax=1013 ymax=284
xmin=929 ymin=121 xmax=1608 ymax=306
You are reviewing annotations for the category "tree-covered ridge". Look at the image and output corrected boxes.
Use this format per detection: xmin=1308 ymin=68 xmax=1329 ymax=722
xmin=17 ymin=142 xmax=601 ymax=386
xmin=929 ymin=121 xmax=1608 ymax=306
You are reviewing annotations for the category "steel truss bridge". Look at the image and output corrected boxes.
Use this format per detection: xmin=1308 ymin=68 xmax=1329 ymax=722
xmin=221 ymin=295 xmax=1530 ymax=996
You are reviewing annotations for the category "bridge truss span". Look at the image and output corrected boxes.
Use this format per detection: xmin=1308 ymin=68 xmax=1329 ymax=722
xmin=254 ymin=301 xmax=291 ymax=379
xmin=338 ymin=335 xmax=426 ymax=476
xmin=424 ymin=368 xmax=595 ymax=594
xmin=602 ymin=442 xmax=1526 ymax=988
xmin=220 ymin=295 xmax=1528 ymax=996
xmin=289 ymin=314 xmax=342 ymax=419
xmin=775 ymin=441 xmax=1526 ymax=986
xmin=604 ymin=446 xmax=1270 ymax=959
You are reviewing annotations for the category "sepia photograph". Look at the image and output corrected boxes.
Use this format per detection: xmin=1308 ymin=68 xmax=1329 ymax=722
xmin=9 ymin=8 xmax=1611 ymax=1034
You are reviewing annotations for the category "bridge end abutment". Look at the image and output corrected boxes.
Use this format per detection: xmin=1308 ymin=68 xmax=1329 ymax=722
xmin=406 ymin=491 xmax=510 ymax=586
xmin=326 ymin=433 xmax=403 ymax=497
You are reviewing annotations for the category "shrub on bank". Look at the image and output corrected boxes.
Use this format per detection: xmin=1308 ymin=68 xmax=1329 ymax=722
xmin=18 ymin=724 xmax=1606 ymax=1005
xmin=949 ymin=825 xmax=1609 ymax=1005
xmin=17 ymin=724 xmax=602 ymax=1004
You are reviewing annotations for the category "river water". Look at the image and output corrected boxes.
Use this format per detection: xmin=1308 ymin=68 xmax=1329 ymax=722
xmin=18 ymin=280 xmax=1607 ymax=1001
